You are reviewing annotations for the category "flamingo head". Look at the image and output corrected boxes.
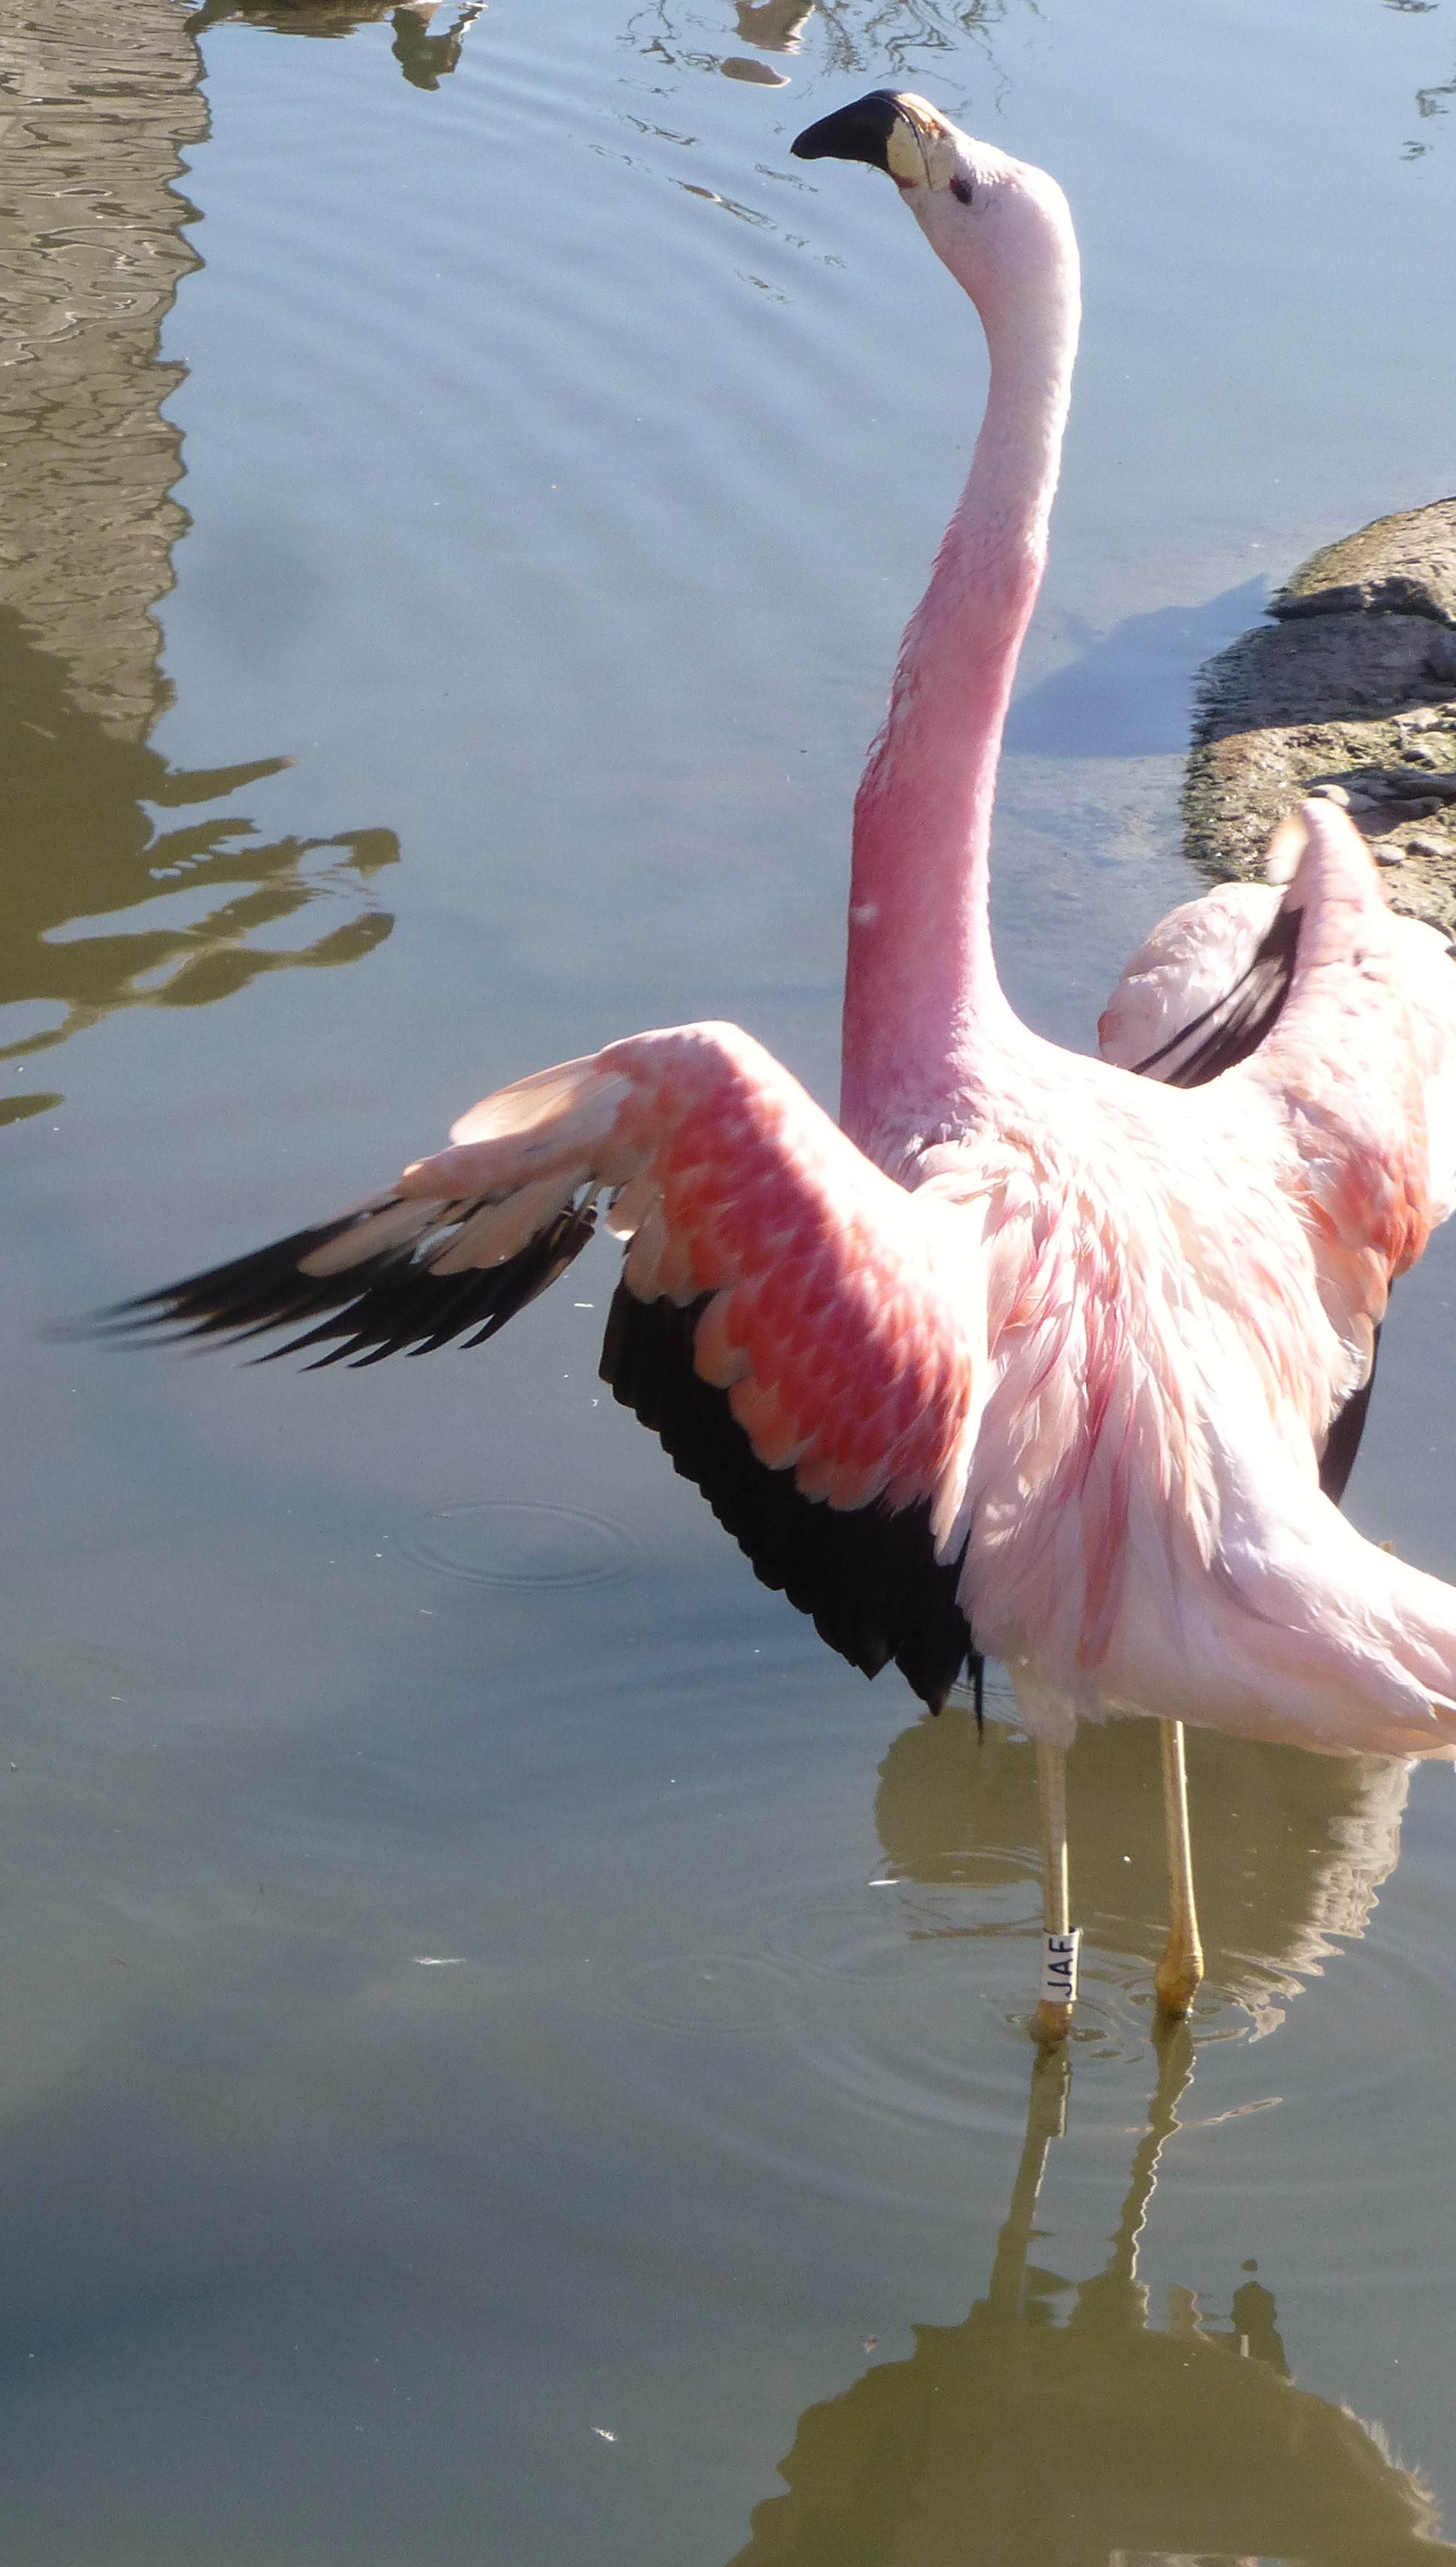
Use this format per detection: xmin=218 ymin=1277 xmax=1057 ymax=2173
xmin=791 ymin=90 xmax=1074 ymax=314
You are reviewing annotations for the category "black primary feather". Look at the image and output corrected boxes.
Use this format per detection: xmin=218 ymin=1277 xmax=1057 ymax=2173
xmin=80 ymin=1194 xmax=598 ymax=1370
xmin=600 ymin=1284 xmax=979 ymax=1718
xmin=81 ymin=1183 xmax=980 ymax=1713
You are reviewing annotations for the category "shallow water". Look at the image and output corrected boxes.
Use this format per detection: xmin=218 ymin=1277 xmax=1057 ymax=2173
xmin=4 ymin=0 xmax=1456 ymax=2556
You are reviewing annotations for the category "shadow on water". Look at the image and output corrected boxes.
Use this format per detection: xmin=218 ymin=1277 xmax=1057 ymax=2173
xmin=186 ymin=0 xmax=486 ymax=90
xmin=878 ymin=1706 xmax=1408 ymax=2036
xmin=0 ymin=0 xmax=398 ymax=1126
xmin=727 ymin=2033 xmax=1455 ymax=2565
xmin=1003 ymin=579 xmax=1270 ymax=761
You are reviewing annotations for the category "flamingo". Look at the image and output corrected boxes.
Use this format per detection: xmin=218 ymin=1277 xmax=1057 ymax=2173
xmin=93 ymin=94 xmax=1456 ymax=2045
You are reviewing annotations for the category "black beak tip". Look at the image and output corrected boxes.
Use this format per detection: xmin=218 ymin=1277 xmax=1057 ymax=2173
xmin=791 ymin=90 xmax=901 ymax=172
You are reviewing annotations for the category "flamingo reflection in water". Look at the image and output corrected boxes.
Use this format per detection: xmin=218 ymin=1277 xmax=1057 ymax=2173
xmin=724 ymin=2036 xmax=1454 ymax=2567
xmin=720 ymin=1701 xmax=1436 ymax=2558
xmin=89 ymin=98 xmax=1456 ymax=2045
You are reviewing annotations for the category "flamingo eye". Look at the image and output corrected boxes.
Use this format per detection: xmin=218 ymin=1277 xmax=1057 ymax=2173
xmin=950 ymin=174 xmax=973 ymax=204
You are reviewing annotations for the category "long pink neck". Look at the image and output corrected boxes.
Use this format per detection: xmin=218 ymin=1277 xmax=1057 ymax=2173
xmin=840 ymin=199 xmax=1079 ymax=1152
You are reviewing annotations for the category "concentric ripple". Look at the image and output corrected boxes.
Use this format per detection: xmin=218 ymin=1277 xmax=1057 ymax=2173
xmin=404 ymin=1498 xmax=635 ymax=1588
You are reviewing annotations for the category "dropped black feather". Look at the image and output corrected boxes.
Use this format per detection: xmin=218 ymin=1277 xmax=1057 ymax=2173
xmin=600 ymin=1284 xmax=978 ymax=1716
xmin=81 ymin=1195 xmax=598 ymax=1369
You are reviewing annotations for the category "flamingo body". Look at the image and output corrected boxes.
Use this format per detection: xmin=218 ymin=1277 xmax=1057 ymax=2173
xmin=114 ymin=937 xmax=1456 ymax=1757
xmin=102 ymin=95 xmax=1456 ymax=1777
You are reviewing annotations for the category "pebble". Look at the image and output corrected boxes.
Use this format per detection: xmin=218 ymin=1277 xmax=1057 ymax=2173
xmin=1406 ymin=831 xmax=1454 ymax=860
xmin=1307 ymin=783 xmax=1349 ymax=807
xmin=1371 ymin=843 xmax=1406 ymax=866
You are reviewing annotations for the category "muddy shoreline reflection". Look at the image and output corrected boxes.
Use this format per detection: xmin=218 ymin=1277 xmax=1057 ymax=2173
xmin=0 ymin=2 xmax=399 ymax=1122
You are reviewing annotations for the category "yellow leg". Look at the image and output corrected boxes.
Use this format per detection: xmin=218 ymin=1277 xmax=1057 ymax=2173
xmin=1154 ymin=1720 xmax=1203 ymax=2019
xmin=1032 ymin=1739 xmax=1079 ymax=2045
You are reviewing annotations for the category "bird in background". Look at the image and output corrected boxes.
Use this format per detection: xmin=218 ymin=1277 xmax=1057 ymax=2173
xmin=93 ymin=92 xmax=1456 ymax=2044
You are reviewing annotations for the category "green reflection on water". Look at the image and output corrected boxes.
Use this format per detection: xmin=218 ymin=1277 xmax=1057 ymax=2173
xmin=0 ymin=607 xmax=397 ymax=1125
xmin=0 ymin=2 xmax=399 ymax=1127
xmin=731 ymin=2034 xmax=1452 ymax=2567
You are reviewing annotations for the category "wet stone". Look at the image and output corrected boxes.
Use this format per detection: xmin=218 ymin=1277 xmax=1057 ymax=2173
xmin=1272 ymin=495 xmax=1456 ymax=628
xmin=1185 ymin=498 xmax=1456 ymax=937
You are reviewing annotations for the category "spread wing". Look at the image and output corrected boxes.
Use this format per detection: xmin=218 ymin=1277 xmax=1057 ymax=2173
xmin=1215 ymin=804 xmax=1456 ymax=1506
xmin=1098 ymin=879 xmax=1300 ymax=1090
xmin=1241 ymin=802 xmax=1456 ymax=1271
xmin=1098 ymin=815 xmax=1456 ymax=1499
xmin=92 ymin=1021 xmax=987 ymax=1711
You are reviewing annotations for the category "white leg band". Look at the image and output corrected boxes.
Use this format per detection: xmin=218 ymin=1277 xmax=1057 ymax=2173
xmin=1039 ymin=1929 xmax=1080 ymax=2008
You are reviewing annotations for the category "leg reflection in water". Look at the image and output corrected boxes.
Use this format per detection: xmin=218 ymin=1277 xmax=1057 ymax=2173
xmin=726 ymin=2033 xmax=1453 ymax=2566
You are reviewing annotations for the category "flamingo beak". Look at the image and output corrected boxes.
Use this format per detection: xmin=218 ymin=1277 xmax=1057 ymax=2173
xmin=791 ymin=91 xmax=905 ymax=175
xmin=792 ymin=91 xmax=961 ymax=192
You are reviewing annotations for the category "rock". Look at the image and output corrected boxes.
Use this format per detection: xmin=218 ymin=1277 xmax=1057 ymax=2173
xmin=1184 ymin=498 xmax=1456 ymax=938
xmin=1272 ymin=496 xmax=1456 ymax=628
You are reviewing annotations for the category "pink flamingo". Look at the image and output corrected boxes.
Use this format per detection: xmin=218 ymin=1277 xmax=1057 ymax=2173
xmin=103 ymin=95 xmax=1456 ymax=2042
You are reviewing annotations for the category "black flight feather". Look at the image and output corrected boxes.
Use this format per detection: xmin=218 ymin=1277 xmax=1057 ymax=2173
xmin=600 ymin=1284 xmax=977 ymax=1718
xmin=79 ymin=1194 xmax=598 ymax=1370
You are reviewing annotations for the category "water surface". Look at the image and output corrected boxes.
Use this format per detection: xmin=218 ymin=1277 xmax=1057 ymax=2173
xmin=4 ymin=0 xmax=1456 ymax=2557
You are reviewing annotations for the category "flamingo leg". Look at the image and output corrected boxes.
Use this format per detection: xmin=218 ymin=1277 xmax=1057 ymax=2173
xmin=1153 ymin=1720 xmax=1203 ymax=2018
xmin=1032 ymin=1740 xmax=1079 ymax=2045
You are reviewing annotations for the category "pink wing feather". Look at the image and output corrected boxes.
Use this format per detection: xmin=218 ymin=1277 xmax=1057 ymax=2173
xmin=398 ymin=1022 xmax=983 ymax=1528
xmin=103 ymin=1020 xmax=987 ymax=1708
